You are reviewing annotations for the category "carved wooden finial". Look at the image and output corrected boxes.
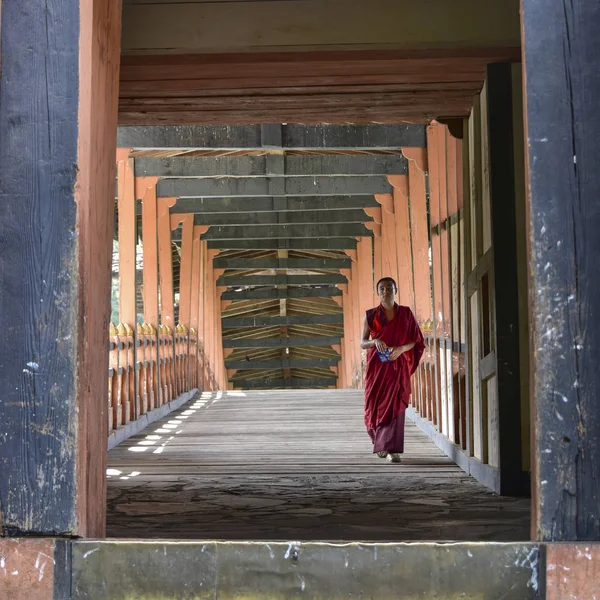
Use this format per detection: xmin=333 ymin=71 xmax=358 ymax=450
xmin=117 ymin=322 xmax=127 ymax=336
xmin=136 ymin=323 xmax=144 ymax=336
xmin=109 ymin=322 xmax=118 ymax=337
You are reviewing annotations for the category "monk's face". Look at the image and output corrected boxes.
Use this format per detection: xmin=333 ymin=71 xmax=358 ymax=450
xmin=377 ymin=280 xmax=396 ymax=302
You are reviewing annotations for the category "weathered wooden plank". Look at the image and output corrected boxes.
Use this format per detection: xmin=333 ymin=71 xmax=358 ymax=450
xmin=224 ymin=337 xmax=341 ymax=349
xmin=214 ymin=257 xmax=351 ymax=270
xmin=0 ymin=0 xmax=121 ymax=536
xmin=104 ymin=389 xmax=530 ymax=543
xmin=221 ymin=287 xmax=343 ymax=300
xmin=522 ymin=0 xmax=600 ymax=541
xmin=222 ymin=315 xmax=343 ymax=328
xmin=207 ymin=238 xmax=358 ymax=251
xmin=157 ymin=176 xmax=392 ymax=198
xmin=134 ymin=154 xmax=408 ymax=177
xmin=218 ymin=274 xmax=347 ymax=287
xmin=189 ymin=209 xmax=372 ymax=226
xmin=171 ymin=195 xmax=380 ymax=214
xmin=199 ymin=223 xmax=372 ymax=241
xmin=117 ymin=124 xmax=426 ymax=150
xmin=226 ymin=358 xmax=338 ymax=369
xmin=119 ymin=49 xmax=521 ymax=81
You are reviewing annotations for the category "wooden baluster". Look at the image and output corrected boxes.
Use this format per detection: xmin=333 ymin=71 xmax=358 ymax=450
xmin=124 ymin=323 xmax=136 ymax=422
xmin=116 ymin=323 xmax=128 ymax=425
xmin=143 ymin=323 xmax=151 ymax=413
xmin=136 ymin=323 xmax=147 ymax=415
xmin=189 ymin=328 xmax=197 ymax=389
xmin=108 ymin=323 xmax=119 ymax=430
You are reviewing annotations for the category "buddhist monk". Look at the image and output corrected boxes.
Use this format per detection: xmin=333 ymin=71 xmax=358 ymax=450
xmin=360 ymin=277 xmax=425 ymax=463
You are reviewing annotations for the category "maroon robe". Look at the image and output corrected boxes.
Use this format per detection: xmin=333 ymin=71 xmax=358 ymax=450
xmin=364 ymin=303 xmax=425 ymax=453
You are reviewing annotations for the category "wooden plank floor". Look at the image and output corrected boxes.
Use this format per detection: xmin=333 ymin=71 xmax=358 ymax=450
xmin=107 ymin=390 xmax=530 ymax=541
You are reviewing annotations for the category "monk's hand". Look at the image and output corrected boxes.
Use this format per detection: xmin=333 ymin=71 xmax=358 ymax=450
xmin=388 ymin=345 xmax=406 ymax=361
xmin=374 ymin=339 xmax=388 ymax=352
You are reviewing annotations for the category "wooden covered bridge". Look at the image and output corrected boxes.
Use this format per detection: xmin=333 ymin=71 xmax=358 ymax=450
xmin=0 ymin=0 xmax=598 ymax=598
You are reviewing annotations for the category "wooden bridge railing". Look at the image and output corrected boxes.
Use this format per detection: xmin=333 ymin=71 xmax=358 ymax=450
xmin=108 ymin=322 xmax=201 ymax=436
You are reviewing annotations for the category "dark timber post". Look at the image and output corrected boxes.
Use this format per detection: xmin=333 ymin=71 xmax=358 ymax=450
xmin=0 ymin=0 xmax=122 ymax=536
xmin=522 ymin=0 xmax=600 ymax=540
xmin=486 ymin=63 xmax=526 ymax=496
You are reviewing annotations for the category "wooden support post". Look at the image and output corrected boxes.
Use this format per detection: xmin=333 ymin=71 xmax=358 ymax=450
xmin=174 ymin=215 xmax=194 ymax=392
xmin=117 ymin=150 xmax=138 ymax=421
xmin=177 ymin=215 xmax=195 ymax=327
xmin=374 ymin=193 xmax=399 ymax=285
xmin=365 ymin=207 xmax=383 ymax=305
xmin=486 ymin=63 xmax=528 ymax=496
xmin=158 ymin=197 xmax=177 ymax=401
xmin=403 ymin=148 xmax=431 ymax=325
xmin=446 ymin=133 xmax=466 ymax=448
xmin=404 ymin=147 xmax=434 ymax=425
xmin=199 ymin=241 xmax=209 ymax=389
xmin=138 ymin=178 xmax=160 ymax=407
xmin=190 ymin=227 xmax=204 ymax=390
xmin=388 ymin=175 xmax=416 ymax=313
xmin=428 ymin=125 xmax=446 ymax=436
xmin=0 ymin=0 xmax=122 ymax=536
xmin=522 ymin=0 xmax=600 ymax=539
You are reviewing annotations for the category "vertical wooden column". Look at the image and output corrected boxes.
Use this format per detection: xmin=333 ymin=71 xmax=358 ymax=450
xmin=117 ymin=151 xmax=137 ymax=329
xmin=403 ymin=148 xmax=431 ymax=325
xmin=364 ymin=207 xmax=383 ymax=305
xmin=428 ymin=124 xmax=446 ymax=436
xmin=205 ymin=249 xmax=218 ymax=389
xmin=116 ymin=151 xmax=138 ymax=421
xmin=174 ymin=215 xmax=194 ymax=393
xmin=350 ymin=255 xmax=361 ymax=386
xmin=212 ymin=266 xmax=225 ymax=390
xmin=375 ymin=193 xmax=399 ymax=284
xmin=357 ymin=236 xmax=374 ymax=316
xmin=138 ymin=177 xmax=161 ymax=408
xmin=176 ymin=215 xmax=195 ymax=328
xmin=0 ymin=0 xmax=122 ymax=536
xmin=446 ymin=132 xmax=464 ymax=446
xmin=356 ymin=236 xmax=374 ymax=387
xmin=522 ymin=0 xmax=600 ymax=540
xmin=332 ymin=291 xmax=345 ymax=387
xmin=190 ymin=227 xmax=204 ymax=390
xmin=486 ymin=63 xmax=527 ymax=497
xmin=388 ymin=175 xmax=416 ymax=313
xmin=198 ymin=241 xmax=209 ymax=389
xmin=158 ymin=197 xmax=176 ymax=401
xmin=404 ymin=147 xmax=434 ymax=424
xmin=340 ymin=273 xmax=353 ymax=387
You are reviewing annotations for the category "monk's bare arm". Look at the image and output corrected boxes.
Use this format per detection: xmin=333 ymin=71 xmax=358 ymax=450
xmin=360 ymin=316 xmax=387 ymax=351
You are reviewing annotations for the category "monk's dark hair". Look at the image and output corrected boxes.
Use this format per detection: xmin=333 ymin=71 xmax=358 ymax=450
xmin=376 ymin=277 xmax=397 ymax=293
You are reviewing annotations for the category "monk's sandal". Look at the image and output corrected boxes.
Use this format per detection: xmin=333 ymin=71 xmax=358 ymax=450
xmin=387 ymin=454 xmax=402 ymax=463
xmin=376 ymin=451 xmax=389 ymax=459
